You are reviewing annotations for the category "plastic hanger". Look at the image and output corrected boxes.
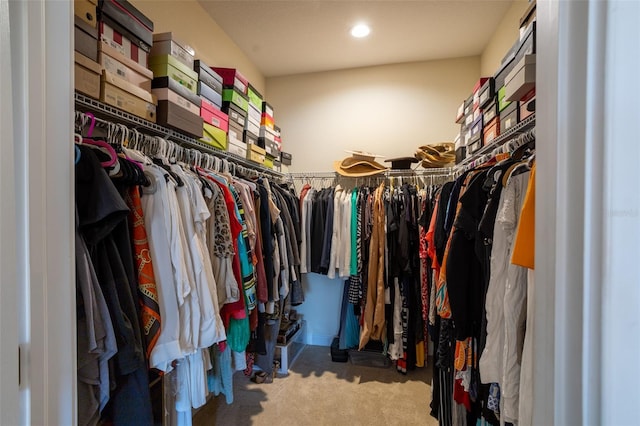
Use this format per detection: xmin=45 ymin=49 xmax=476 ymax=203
xmin=81 ymin=112 xmax=118 ymax=168
xmin=152 ymin=137 xmax=184 ymax=186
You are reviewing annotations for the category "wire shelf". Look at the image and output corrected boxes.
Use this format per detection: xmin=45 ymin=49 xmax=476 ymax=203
xmin=457 ymin=113 xmax=536 ymax=169
xmin=74 ymin=92 xmax=287 ymax=179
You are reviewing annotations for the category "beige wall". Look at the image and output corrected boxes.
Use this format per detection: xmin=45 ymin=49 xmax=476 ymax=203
xmin=266 ymin=56 xmax=480 ymax=172
xmin=480 ymin=0 xmax=531 ymax=76
xmin=132 ymin=0 xmax=266 ymax=93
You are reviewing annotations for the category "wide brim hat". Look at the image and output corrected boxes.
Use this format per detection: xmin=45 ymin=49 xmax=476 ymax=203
xmin=333 ymin=151 xmax=388 ymax=177
xmin=384 ymin=156 xmax=419 ymax=170
xmin=415 ymin=143 xmax=456 ymax=168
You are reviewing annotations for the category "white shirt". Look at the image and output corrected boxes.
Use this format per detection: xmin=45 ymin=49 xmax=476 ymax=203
xmin=328 ymin=185 xmax=343 ymax=279
xmin=141 ymin=166 xmax=183 ymax=372
xmin=339 ymin=190 xmax=352 ymax=278
xmin=479 ymin=171 xmax=529 ymax=425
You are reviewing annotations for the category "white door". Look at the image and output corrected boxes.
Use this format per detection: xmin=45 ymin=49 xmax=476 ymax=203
xmin=0 ymin=0 xmax=21 ymax=423
xmin=2 ymin=0 xmax=75 ymax=424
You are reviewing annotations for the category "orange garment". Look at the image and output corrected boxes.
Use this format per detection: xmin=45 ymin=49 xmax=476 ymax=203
xmin=511 ymin=162 xmax=536 ymax=269
xmin=125 ymin=186 xmax=161 ymax=359
xmin=359 ymin=183 xmax=386 ymax=349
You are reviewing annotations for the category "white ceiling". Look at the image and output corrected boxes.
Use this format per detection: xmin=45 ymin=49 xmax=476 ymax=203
xmin=198 ymin=0 xmax=514 ymax=77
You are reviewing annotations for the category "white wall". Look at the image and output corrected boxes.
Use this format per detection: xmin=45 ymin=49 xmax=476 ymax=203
xmin=480 ymin=0 xmax=531 ymax=76
xmin=132 ymin=0 xmax=266 ymax=93
xmin=296 ymin=274 xmax=344 ymax=346
xmin=267 ymin=56 xmax=480 ymax=172
xmin=268 ymin=57 xmax=479 ymax=345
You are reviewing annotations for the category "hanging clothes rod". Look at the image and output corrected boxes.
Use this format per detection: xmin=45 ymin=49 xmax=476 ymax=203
xmin=74 ymin=93 xmax=287 ymax=180
xmin=288 ymin=167 xmax=455 ymax=180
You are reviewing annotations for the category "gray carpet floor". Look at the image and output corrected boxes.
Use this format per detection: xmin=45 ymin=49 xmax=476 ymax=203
xmin=193 ymin=345 xmax=439 ymax=426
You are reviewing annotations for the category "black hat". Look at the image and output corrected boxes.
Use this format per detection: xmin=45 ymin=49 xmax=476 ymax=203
xmin=384 ymin=157 xmax=418 ymax=170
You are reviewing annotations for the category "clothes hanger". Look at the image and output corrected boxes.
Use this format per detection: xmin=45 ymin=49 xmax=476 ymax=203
xmin=152 ymin=137 xmax=184 ymax=186
xmin=80 ymin=112 xmax=118 ymax=168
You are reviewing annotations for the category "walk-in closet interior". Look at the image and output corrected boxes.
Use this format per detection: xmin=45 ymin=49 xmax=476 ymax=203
xmin=2 ymin=0 xmax=638 ymax=425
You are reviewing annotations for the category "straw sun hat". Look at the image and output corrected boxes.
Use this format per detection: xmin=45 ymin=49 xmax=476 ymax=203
xmin=333 ymin=151 xmax=388 ymax=177
xmin=414 ymin=143 xmax=456 ymax=168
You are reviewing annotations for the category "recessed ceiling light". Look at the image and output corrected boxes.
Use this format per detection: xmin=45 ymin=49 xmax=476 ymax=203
xmin=351 ymin=23 xmax=370 ymax=38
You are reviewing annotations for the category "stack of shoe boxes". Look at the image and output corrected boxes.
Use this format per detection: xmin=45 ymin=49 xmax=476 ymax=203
xmin=96 ymin=0 xmax=157 ymax=122
xmin=259 ymin=102 xmax=279 ymax=168
xmin=194 ymin=60 xmax=229 ymax=150
xmin=148 ymin=32 xmax=203 ymax=137
xmin=213 ymin=68 xmax=256 ymax=161
xmin=245 ymin=84 xmax=263 ymax=157
xmin=453 ymin=14 xmax=537 ymax=164
xmin=74 ymin=0 xmax=101 ymax=100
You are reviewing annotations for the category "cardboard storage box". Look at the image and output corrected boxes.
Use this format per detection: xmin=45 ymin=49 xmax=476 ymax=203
xmin=200 ymin=102 xmax=229 ymax=132
xmin=259 ymin=125 xmax=277 ymax=143
xmin=212 ymin=67 xmax=248 ymax=94
xmin=75 ymin=52 xmax=102 ymax=99
xmin=247 ymin=104 xmax=261 ymax=125
xmin=99 ymin=42 xmax=153 ymax=89
xmin=244 ymin=118 xmax=260 ymax=137
xmin=151 ymin=76 xmax=201 ymax=108
xmin=463 ymin=95 xmax=473 ymax=117
xmin=75 ymin=16 xmax=99 ymax=62
xmin=222 ymin=88 xmax=249 ymax=112
xmin=280 ymin=152 xmax=292 ymax=166
xmin=100 ymin=70 xmax=157 ymax=122
xmin=262 ymin=101 xmax=274 ymax=117
xmin=483 ymin=116 xmax=500 ymax=145
xmin=194 ymin=60 xmax=223 ymax=94
xmin=198 ymin=82 xmax=222 ymax=108
xmin=472 ymin=77 xmax=489 ymax=111
xmin=470 ymin=114 xmax=483 ymax=139
xmin=465 ymin=113 xmax=474 ymax=127
xmin=200 ymin=122 xmax=227 ymax=150
xmin=515 ymin=21 xmax=536 ymax=62
xmin=227 ymin=139 xmax=247 ymax=157
xmin=498 ymin=86 xmax=511 ymax=112
xmin=99 ymin=21 xmax=148 ymax=68
xmin=156 ymin=100 xmax=203 ymax=138
xmin=483 ymin=101 xmax=499 ymax=127
xmin=478 ymin=78 xmax=495 ymax=109
xmin=227 ymin=121 xmax=244 ymax=145
xmin=494 ymin=45 xmax=518 ymax=89
xmin=261 ymin=113 xmax=275 ymax=130
xmin=505 ymin=54 xmax=536 ymax=102
xmin=223 ymin=103 xmax=247 ymax=128
xmin=274 ymin=125 xmax=282 ymax=151
xmin=468 ymin=134 xmax=482 ymax=154
xmin=75 ymin=0 xmax=97 ymax=28
xmin=243 ymin=130 xmax=258 ymax=146
xmin=455 ymin=100 xmax=466 ymax=123
xmin=247 ymin=84 xmax=263 ymax=110
xmin=148 ymin=55 xmax=198 ymax=95
xmin=455 ymin=146 xmax=466 ymax=164
xmin=259 ymin=138 xmax=279 ymax=157
xmin=500 ymin=100 xmax=520 ymax=132
xmin=98 ymin=0 xmax=154 ymax=52
xmin=246 ymin=143 xmax=266 ymax=164
xmin=151 ymin=88 xmax=200 ymax=116
xmin=264 ymin=154 xmax=275 ymax=169
xmin=520 ymin=88 xmax=535 ymax=120
xmin=151 ymin=32 xmax=195 ymax=69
